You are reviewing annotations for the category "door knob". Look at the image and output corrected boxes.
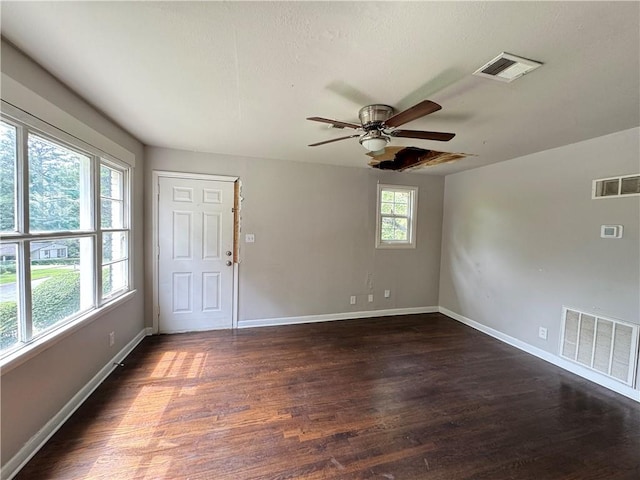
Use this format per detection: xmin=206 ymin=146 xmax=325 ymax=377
xmin=226 ymin=260 xmax=232 ymax=266
xmin=226 ymin=251 xmax=232 ymax=256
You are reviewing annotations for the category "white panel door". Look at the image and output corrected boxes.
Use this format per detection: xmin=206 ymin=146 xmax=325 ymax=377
xmin=158 ymin=176 xmax=234 ymax=333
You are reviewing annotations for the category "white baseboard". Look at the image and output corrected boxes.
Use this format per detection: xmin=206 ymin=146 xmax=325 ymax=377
xmin=439 ymin=307 xmax=640 ymax=403
xmin=2 ymin=328 xmax=151 ymax=480
xmin=238 ymin=306 xmax=439 ymax=329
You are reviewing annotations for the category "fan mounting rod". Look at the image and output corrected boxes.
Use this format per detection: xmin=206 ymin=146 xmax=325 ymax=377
xmin=358 ymin=104 xmax=394 ymax=131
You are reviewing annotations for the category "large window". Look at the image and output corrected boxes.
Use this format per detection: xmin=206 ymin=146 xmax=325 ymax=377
xmin=376 ymin=184 xmax=418 ymax=248
xmin=0 ymin=113 xmax=131 ymax=356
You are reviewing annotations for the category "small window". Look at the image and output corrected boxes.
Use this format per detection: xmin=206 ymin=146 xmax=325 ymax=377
xmin=376 ymin=184 xmax=418 ymax=248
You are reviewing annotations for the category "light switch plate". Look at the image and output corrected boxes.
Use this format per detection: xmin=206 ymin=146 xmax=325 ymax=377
xmin=245 ymin=233 xmax=255 ymax=243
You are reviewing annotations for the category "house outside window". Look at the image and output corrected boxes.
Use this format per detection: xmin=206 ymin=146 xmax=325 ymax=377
xmin=0 ymin=112 xmax=132 ymax=357
xmin=376 ymin=184 xmax=418 ymax=248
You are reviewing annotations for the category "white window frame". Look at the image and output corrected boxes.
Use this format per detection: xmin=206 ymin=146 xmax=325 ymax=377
xmin=0 ymin=108 xmax=133 ymax=362
xmin=100 ymin=159 xmax=131 ymax=301
xmin=592 ymin=174 xmax=640 ymax=199
xmin=375 ymin=184 xmax=418 ymax=249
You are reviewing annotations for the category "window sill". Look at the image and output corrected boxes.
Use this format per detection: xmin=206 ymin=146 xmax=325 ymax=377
xmin=375 ymin=243 xmax=417 ymax=249
xmin=0 ymin=289 xmax=137 ymax=375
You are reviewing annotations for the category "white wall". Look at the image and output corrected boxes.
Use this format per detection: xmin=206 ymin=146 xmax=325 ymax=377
xmin=0 ymin=40 xmax=145 ymax=471
xmin=145 ymin=147 xmax=444 ymax=327
xmin=439 ymin=127 xmax=640 ymax=388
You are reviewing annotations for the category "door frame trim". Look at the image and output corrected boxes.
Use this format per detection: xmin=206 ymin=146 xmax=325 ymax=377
xmin=152 ymin=170 xmax=239 ymax=334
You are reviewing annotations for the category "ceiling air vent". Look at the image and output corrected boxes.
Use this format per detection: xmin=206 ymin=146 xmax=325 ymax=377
xmin=473 ymin=52 xmax=542 ymax=82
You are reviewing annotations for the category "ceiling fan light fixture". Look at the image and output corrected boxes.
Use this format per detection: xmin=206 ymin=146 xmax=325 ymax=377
xmin=359 ymin=131 xmax=389 ymax=152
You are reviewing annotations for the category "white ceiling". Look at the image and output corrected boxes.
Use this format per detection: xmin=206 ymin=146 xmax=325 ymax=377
xmin=1 ymin=1 xmax=638 ymax=175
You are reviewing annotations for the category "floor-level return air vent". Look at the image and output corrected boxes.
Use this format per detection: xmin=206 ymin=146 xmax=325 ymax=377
xmin=561 ymin=308 xmax=639 ymax=386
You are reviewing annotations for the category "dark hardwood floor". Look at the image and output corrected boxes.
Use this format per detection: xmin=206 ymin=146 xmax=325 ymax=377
xmin=15 ymin=313 xmax=640 ymax=479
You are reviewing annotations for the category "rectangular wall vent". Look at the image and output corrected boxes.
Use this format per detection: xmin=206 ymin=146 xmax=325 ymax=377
xmin=593 ymin=174 xmax=640 ymax=198
xmin=473 ymin=52 xmax=542 ymax=82
xmin=560 ymin=308 xmax=639 ymax=387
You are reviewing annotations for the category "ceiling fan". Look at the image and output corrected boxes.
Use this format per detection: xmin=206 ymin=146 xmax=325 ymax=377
xmin=307 ymin=100 xmax=455 ymax=152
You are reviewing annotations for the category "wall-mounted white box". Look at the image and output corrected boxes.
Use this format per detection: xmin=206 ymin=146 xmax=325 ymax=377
xmin=600 ymin=225 xmax=623 ymax=238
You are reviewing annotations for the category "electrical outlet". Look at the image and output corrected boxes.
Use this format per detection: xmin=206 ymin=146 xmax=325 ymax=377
xmin=368 ymin=294 xmax=374 ymax=303
xmin=538 ymin=327 xmax=548 ymax=340
xmin=384 ymin=290 xmax=390 ymax=298
xmin=109 ymin=331 xmax=115 ymax=347
xmin=350 ymin=296 xmax=356 ymax=305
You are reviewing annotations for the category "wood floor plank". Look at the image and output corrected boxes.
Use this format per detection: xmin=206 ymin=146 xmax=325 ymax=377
xmin=13 ymin=314 xmax=640 ymax=479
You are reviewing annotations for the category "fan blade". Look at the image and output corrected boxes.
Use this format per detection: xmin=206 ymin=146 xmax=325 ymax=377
xmin=306 ymin=117 xmax=360 ymax=129
xmin=390 ymin=129 xmax=455 ymax=142
xmin=384 ymin=100 xmax=442 ymax=128
xmin=308 ymin=134 xmax=360 ymax=147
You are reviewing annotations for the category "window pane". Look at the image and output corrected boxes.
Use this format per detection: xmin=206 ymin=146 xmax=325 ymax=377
xmin=381 ymin=191 xmax=394 ymax=202
xmin=381 ymin=217 xmax=395 ymax=241
xmin=101 ymin=164 xmax=123 ymax=200
xmin=101 ymin=198 xmax=124 ymax=229
xmin=621 ymin=176 xmax=640 ymax=195
xmin=0 ymin=244 xmax=19 ymax=351
xmin=0 ymin=122 xmax=17 ymax=233
xmin=393 ymin=218 xmax=408 ymax=240
xmin=29 ymin=134 xmax=92 ymax=232
xmin=103 ymin=261 xmax=127 ymax=297
xmin=381 ymin=202 xmax=394 ymax=215
xmin=394 ymin=191 xmax=409 ymax=204
xmin=100 ymin=165 xmax=124 ymax=228
xmin=602 ymin=179 xmax=619 ymax=196
xmin=102 ymin=232 xmax=128 ymax=263
xmin=394 ymin=203 xmax=408 ymax=216
xmin=31 ymin=237 xmax=93 ymax=337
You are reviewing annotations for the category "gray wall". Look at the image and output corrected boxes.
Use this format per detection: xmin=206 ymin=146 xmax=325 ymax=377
xmin=0 ymin=41 xmax=145 ymax=467
xmin=3 ymin=33 xmax=638 ymax=477
xmin=145 ymin=147 xmax=444 ymax=326
xmin=439 ymin=127 xmax=640 ymax=387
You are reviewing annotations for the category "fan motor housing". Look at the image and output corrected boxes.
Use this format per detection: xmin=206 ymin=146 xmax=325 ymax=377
xmin=359 ymin=104 xmax=394 ymax=131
